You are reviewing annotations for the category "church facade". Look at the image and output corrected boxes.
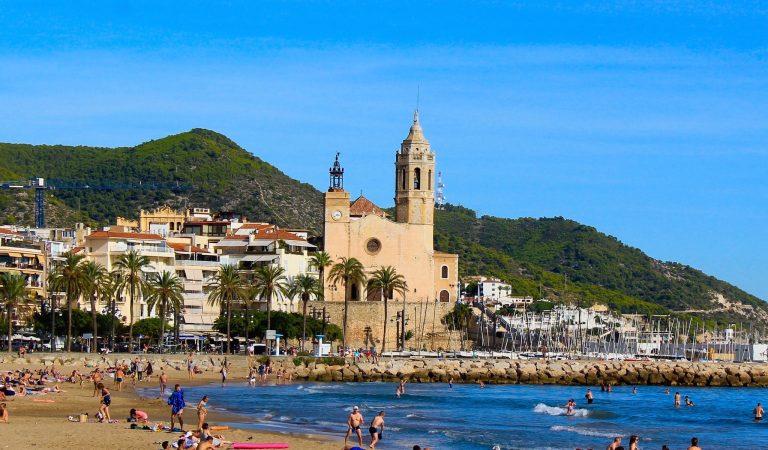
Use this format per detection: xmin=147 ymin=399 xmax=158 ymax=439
xmin=322 ymin=112 xmax=459 ymax=348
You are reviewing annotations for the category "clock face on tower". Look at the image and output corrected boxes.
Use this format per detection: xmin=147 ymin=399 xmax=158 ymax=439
xmin=332 ymin=210 xmax=342 ymax=221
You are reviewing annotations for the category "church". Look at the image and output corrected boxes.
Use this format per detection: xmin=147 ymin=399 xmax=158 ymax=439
xmin=322 ymin=111 xmax=459 ymax=349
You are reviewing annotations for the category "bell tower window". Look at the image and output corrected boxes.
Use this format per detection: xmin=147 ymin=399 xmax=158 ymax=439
xmin=428 ymin=170 xmax=432 ymax=190
xmin=401 ymin=168 xmax=406 ymax=190
xmin=414 ymin=168 xmax=421 ymax=190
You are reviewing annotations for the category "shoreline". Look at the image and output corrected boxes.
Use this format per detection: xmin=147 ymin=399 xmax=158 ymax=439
xmin=0 ymin=355 xmax=342 ymax=450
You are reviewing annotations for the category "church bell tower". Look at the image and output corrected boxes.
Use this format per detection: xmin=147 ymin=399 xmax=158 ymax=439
xmin=394 ymin=110 xmax=435 ymax=225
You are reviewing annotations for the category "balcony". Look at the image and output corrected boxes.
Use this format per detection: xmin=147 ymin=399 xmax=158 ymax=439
xmin=175 ymin=259 xmax=220 ymax=267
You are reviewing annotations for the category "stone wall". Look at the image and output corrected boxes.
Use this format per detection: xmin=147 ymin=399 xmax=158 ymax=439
xmin=282 ymin=358 xmax=768 ymax=387
xmin=321 ymin=300 xmax=458 ymax=350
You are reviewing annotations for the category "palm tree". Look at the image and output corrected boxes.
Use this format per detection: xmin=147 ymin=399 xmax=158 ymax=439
xmin=81 ymin=261 xmax=107 ymax=353
xmin=0 ymin=272 xmax=28 ymax=353
xmin=102 ymin=271 xmax=123 ymax=351
xmin=253 ymin=265 xmax=289 ymax=331
xmin=49 ymin=252 xmax=86 ymax=352
xmin=206 ymin=264 xmax=243 ymax=354
xmin=309 ymin=251 xmax=332 ymax=298
xmin=328 ymin=257 xmax=367 ymax=351
xmin=369 ymin=266 xmax=408 ymax=353
xmin=146 ymin=271 xmax=184 ymax=353
xmin=114 ymin=250 xmax=151 ymax=352
xmin=289 ymin=274 xmax=322 ymax=351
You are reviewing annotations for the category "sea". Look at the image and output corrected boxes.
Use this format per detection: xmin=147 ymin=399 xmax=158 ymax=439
xmin=144 ymin=382 xmax=768 ymax=449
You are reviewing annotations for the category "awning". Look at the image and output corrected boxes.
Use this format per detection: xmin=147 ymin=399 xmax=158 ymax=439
xmin=7 ymin=252 xmax=22 ymax=258
xmin=214 ymin=240 xmax=248 ymax=247
xmin=184 ymin=268 xmax=204 ymax=281
xmin=36 ymin=255 xmax=45 ymax=262
xmin=283 ymin=240 xmax=315 ymax=248
xmin=248 ymin=239 xmax=275 ymax=246
xmin=182 ymin=314 xmax=215 ymax=325
xmin=240 ymin=254 xmax=279 ymax=263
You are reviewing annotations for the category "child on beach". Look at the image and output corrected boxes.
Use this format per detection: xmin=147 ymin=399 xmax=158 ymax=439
xmin=98 ymin=383 xmax=112 ymax=422
xmin=0 ymin=403 xmax=8 ymax=423
xmin=129 ymin=408 xmax=149 ymax=423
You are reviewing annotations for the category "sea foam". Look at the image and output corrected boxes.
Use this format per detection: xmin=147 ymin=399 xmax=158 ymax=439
xmin=533 ymin=403 xmax=589 ymax=417
xmin=550 ymin=425 xmax=617 ymax=438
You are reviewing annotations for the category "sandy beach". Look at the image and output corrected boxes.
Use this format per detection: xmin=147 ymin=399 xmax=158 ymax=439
xmin=0 ymin=357 xmax=342 ymax=450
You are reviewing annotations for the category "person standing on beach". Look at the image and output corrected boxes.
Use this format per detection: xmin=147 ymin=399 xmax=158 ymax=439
xmin=197 ymin=395 xmax=209 ymax=430
xmin=585 ymin=389 xmax=594 ymax=404
xmin=687 ymin=437 xmax=701 ymax=450
xmin=159 ymin=371 xmax=168 ymax=397
xmin=92 ymin=368 xmax=103 ymax=397
xmin=344 ymin=405 xmax=364 ymax=447
xmin=369 ymin=411 xmax=385 ymax=449
xmin=168 ymin=384 xmax=186 ymax=431
xmin=606 ymin=436 xmax=621 ymax=450
xmin=754 ymin=402 xmax=764 ymax=421
xmin=674 ymin=392 xmax=681 ymax=407
xmin=187 ymin=353 xmax=194 ymax=380
xmin=115 ymin=365 xmax=124 ymax=392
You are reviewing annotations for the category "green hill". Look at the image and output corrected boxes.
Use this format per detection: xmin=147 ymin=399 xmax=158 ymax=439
xmin=434 ymin=204 xmax=768 ymax=323
xmin=0 ymin=129 xmax=323 ymax=231
xmin=1 ymin=130 xmax=764 ymax=325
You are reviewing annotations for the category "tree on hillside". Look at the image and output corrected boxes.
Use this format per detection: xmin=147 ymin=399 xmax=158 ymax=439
xmin=49 ymin=252 xmax=86 ymax=352
xmin=81 ymin=261 xmax=107 ymax=353
xmin=288 ymin=274 xmax=322 ymax=351
xmin=369 ymin=266 xmax=408 ymax=353
xmin=328 ymin=257 xmax=366 ymax=352
xmin=0 ymin=272 xmax=28 ymax=353
xmin=207 ymin=264 xmax=243 ymax=354
xmin=114 ymin=250 xmax=151 ymax=352
xmin=146 ymin=271 xmax=184 ymax=353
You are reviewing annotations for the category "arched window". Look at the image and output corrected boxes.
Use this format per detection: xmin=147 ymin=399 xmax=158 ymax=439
xmin=428 ymin=170 xmax=432 ymax=190
xmin=351 ymin=283 xmax=359 ymax=301
xmin=414 ymin=168 xmax=421 ymax=190
xmin=401 ymin=168 xmax=406 ymax=190
xmin=439 ymin=290 xmax=450 ymax=302
xmin=169 ymin=222 xmax=174 ymax=231
xmin=441 ymin=265 xmax=449 ymax=279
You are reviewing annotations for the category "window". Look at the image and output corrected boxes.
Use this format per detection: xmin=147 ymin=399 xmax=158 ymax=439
xmin=441 ymin=265 xmax=448 ymax=279
xmin=366 ymin=238 xmax=382 ymax=254
xmin=401 ymin=168 xmax=406 ymax=190
xmin=351 ymin=283 xmax=359 ymax=300
xmin=439 ymin=290 xmax=450 ymax=302
xmin=414 ymin=168 xmax=421 ymax=190
xmin=428 ymin=170 xmax=432 ymax=190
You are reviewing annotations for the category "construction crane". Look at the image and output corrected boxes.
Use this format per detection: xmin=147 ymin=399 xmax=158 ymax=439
xmin=0 ymin=177 xmax=192 ymax=228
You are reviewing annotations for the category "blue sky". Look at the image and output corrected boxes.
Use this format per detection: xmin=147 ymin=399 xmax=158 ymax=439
xmin=0 ymin=1 xmax=766 ymax=299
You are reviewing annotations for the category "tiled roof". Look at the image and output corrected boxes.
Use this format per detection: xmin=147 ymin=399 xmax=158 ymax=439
xmin=250 ymin=227 xmax=307 ymax=242
xmin=71 ymin=246 xmax=84 ymax=254
xmin=350 ymin=195 xmax=387 ymax=218
xmin=238 ymin=223 xmax=272 ymax=229
xmin=0 ymin=227 xmax=21 ymax=236
xmin=87 ymin=231 xmax=164 ymax=241
xmin=167 ymin=242 xmax=209 ymax=253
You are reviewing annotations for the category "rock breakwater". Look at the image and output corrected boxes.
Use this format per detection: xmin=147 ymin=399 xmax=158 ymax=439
xmin=4 ymin=353 xmax=767 ymax=387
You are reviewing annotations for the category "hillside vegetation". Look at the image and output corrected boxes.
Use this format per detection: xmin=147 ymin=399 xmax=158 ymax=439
xmin=435 ymin=204 xmax=768 ymax=322
xmin=1 ymin=130 xmax=764 ymax=324
xmin=0 ymin=129 xmax=323 ymax=231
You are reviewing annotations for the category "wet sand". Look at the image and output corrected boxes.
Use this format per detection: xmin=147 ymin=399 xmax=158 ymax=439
xmin=0 ymin=359 xmax=342 ymax=450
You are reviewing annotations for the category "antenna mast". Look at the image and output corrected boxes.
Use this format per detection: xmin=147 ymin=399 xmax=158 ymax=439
xmin=436 ymin=171 xmax=446 ymax=209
